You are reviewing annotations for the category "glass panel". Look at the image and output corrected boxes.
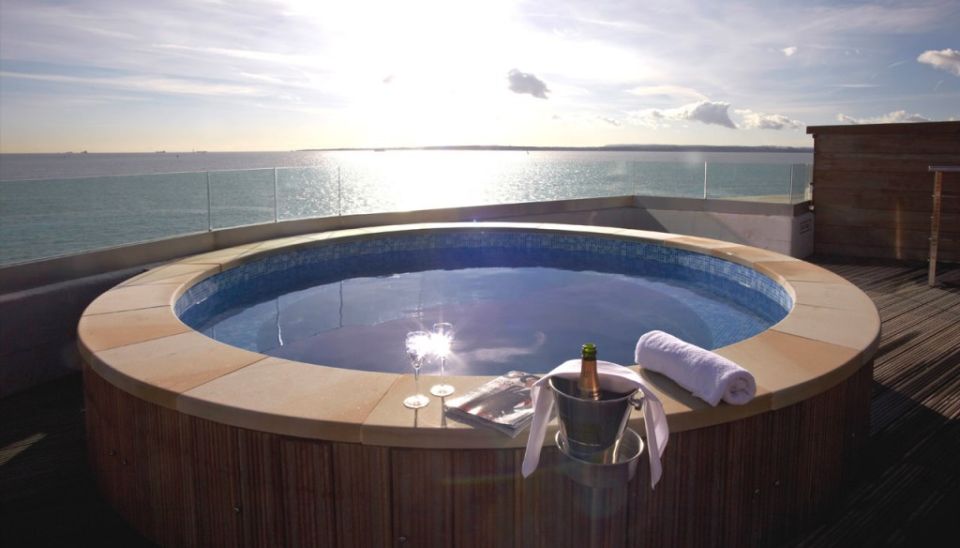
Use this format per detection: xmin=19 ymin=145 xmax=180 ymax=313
xmin=0 ymin=172 xmax=207 ymax=266
xmin=277 ymin=165 xmax=340 ymax=220
xmin=631 ymin=161 xmax=706 ymax=198
xmin=0 ymin=157 xmax=817 ymax=267
xmin=705 ymin=163 xmax=792 ymax=203
xmin=789 ymin=163 xmax=813 ymax=203
xmin=209 ymin=168 xmax=275 ymax=229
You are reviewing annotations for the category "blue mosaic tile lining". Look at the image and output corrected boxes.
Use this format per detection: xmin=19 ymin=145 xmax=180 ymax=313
xmin=176 ymin=230 xmax=793 ymax=326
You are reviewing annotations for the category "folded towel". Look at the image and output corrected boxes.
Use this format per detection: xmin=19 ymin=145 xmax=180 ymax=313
xmin=521 ymin=360 xmax=669 ymax=489
xmin=634 ymin=330 xmax=756 ymax=406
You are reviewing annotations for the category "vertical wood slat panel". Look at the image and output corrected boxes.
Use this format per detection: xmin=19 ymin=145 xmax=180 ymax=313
xmin=450 ymin=448 xmax=519 ymax=548
xmin=842 ymin=362 xmax=873 ymax=489
xmin=84 ymin=365 xmax=122 ymax=510
xmin=186 ymin=415 xmax=242 ymax=547
xmin=332 ymin=443 xmax=392 ymax=547
xmin=84 ymin=361 xmax=871 ymax=548
xmin=120 ymin=392 xmax=154 ymax=537
xmin=113 ymin=385 xmax=144 ymax=529
xmin=391 ymin=448 xmax=453 ymax=547
xmin=150 ymin=403 xmax=198 ymax=547
xmin=82 ymin=365 xmax=106 ymax=504
xmin=626 ymin=433 xmax=681 ymax=546
xmin=238 ymin=430 xmax=286 ymax=547
xmin=279 ymin=437 xmax=337 ymax=548
xmin=519 ymin=446 xmax=629 ymax=548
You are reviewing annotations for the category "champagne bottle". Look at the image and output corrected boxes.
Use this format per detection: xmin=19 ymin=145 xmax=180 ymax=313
xmin=577 ymin=343 xmax=601 ymax=400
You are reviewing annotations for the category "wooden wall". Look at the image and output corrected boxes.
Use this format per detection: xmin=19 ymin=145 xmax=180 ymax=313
xmin=807 ymin=122 xmax=960 ymax=261
xmin=84 ymin=362 xmax=872 ymax=548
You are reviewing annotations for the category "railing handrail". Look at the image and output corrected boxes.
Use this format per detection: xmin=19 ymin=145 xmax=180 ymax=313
xmin=0 ymin=160 xmax=814 ymax=185
xmin=0 ymin=164 xmax=330 ymax=184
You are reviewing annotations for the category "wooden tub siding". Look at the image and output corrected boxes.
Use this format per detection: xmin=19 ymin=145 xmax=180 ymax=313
xmin=807 ymin=122 xmax=960 ymax=262
xmin=84 ymin=361 xmax=872 ymax=548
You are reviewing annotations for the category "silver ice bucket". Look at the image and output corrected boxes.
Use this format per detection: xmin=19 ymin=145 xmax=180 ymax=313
xmin=548 ymin=376 xmax=643 ymax=463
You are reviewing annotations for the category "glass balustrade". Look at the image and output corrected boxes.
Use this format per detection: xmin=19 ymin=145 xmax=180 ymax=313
xmin=0 ymin=160 xmax=812 ymax=266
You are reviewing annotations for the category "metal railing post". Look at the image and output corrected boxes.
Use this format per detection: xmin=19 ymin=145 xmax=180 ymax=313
xmin=206 ymin=171 xmax=212 ymax=231
xmin=703 ymin=162 xmax=708 ymax=199
xmin=788 ymin=164 xmax=795 ymax=204
xmin=274 ymin=167 xmax=279 ymax=223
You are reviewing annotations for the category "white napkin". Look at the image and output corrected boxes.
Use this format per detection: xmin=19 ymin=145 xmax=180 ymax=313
xmin=521 ymin=360 xmax=669 ymax=489
xmin=635 ymin=330 xmax=756 ymax=406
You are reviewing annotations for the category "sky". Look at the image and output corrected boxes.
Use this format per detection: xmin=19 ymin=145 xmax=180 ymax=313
xmin=0 ymin=0 xmax=958 ymax=152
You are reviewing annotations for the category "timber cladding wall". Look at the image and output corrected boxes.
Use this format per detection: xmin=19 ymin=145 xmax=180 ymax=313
xmin=807 ymin=121 xmax=960 ymax=262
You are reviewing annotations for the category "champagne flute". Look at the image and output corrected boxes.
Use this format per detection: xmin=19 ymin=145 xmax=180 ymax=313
xmin=429 ymin=322 xmax=455 ymax=397
xmin=403 ymin=331 xmax=431 ymax=409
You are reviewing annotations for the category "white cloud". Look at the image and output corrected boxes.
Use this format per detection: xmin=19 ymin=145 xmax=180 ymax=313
xmin=0 ymin=70 xmax=261 ymax=97
xmin=917 ymin=48 xmax=960 ymax=76
xmin=630 ymin=100 xmax=736 ymax=129
xmin=598 ymin=116 xmax=621 ymax=126
xmin=507 ymin=69 xmax=550 ymax=99
xmin=836 ymin=110 xmax=931 ymax=124
xmin=782 ymin=46 xmax=798 ymax=57
xmin=627 ymin=85 xmax=708 ymax=102
xmin=833 ymin=83 xmax=882 ymax=88
xmin=735 ymin=109 xmax=804 ymax=130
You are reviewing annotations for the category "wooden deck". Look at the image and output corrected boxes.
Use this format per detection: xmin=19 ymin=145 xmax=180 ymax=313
xmin=1 ymin=256 xmax=958 ymax=547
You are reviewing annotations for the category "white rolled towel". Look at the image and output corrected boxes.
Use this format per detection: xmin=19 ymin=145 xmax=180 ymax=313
xmin=634 ymin=330 xmax=756 ymax=406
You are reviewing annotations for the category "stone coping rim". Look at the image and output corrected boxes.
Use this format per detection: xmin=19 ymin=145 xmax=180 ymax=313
xmin=78 ymin=222 xmax=880 ymax=449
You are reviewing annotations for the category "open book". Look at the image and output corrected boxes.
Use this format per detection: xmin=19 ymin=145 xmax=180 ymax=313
xmin=444 ymin=371 xmax=541 ymax=437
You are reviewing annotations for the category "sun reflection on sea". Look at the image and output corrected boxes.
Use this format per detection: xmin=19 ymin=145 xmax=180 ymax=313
xmin=333 ymin=150 xmax=533 ymax=212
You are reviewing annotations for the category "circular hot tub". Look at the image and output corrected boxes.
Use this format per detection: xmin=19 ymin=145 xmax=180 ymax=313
xmin=78 ymin=223 xmax=879 ymax=547
xmin=175 ymin=229 xmax=792 ymax=375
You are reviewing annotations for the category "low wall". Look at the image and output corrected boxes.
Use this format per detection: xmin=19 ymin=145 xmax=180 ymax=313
xmin=0 ymin=196 xmax=811 ymax=398
xmin=807 ymin=121 xmax=960 ymax=261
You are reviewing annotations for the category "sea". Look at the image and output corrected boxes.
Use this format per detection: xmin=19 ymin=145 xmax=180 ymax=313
xmin=0 ymin=149 xmax=812 ymax=266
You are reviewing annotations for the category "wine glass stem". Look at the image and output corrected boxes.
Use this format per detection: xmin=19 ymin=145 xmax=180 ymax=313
xmin=414 ymin=365 xmax=421 ymax=394
xmin=439 ymin=357 xmax=446 ymax=380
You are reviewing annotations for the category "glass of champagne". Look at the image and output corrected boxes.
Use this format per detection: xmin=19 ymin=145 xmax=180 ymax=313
xmin=403 ymin=331 xmax=431 ymax=409
xmin=429 ymin=322 xmax=455 ymax=397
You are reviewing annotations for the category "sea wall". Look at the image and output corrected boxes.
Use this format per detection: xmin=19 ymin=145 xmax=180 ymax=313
xmin=807 ymin=121 xmax=960 ymax=261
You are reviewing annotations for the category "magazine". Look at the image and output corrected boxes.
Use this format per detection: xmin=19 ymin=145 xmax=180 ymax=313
xmin=444 ymin=371 xmax=541 ymax=437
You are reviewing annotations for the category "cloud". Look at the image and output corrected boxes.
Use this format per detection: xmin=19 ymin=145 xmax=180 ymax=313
xmin=507 ymin=69 xmax=549 ymax=99
xmin=782 ymin=46 xmax=798 ymax=57
xmin=630 ymin=100 xmax=736 ymax=129
xmin=735 ymin=109 xmax=804 ymax=130
xmin=836 ymin=110 xmax=931 ymax=124
xmin=598 ymin=116 xmax=621 ymax=126
xmin=917 ymin=48 xmax=960 ymax=76
xmin=627 ymin=85 xmax=708 ymax=102
xmin=833 ymin=83 xmax=882 ymax=88
xmin=0 ymin=70 xmax=261 ymax=97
